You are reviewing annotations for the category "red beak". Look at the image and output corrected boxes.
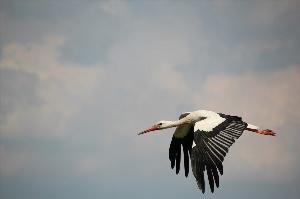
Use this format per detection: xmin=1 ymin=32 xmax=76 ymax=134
xmin=138 ymin=125 xmax=159 ymax=135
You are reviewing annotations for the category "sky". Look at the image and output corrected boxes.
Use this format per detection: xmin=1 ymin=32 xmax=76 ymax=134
xmin=0 ymin=0 xmax=300 ymax=199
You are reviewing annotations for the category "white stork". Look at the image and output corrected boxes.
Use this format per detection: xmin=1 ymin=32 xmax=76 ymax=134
xmin=138 ymin=110 xmax=276 ymax=193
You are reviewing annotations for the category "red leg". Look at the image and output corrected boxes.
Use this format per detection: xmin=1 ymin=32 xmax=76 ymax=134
xmin=246 ymin=128 xmax=276 ymax=136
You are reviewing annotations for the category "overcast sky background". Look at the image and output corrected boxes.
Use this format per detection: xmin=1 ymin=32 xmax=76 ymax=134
xmin=0 ymin=1 xmax=300 ymax=199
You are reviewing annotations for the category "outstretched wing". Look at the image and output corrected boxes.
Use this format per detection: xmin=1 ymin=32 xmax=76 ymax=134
xmin=191 ymin=114 xmax=247 ymax=193
xmin=169 ymin=112 xmax=193 ymax=177
xmin=169 ymin=126 xmax=194 ymax=177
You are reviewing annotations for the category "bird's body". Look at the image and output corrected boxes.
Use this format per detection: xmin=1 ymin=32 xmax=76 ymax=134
xmin=138 ymin=109 xmax=275 ymax=194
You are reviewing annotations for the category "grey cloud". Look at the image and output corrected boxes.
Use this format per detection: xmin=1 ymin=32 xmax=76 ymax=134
xmin=0 ymin=70 xmax=41 ymax=115
xmin=1 ymin=1 xmax=300 ymax=199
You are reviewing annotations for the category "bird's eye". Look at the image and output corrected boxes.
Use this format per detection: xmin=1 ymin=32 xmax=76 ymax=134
xmin=158 ymin=123 xmax=162 ymax=125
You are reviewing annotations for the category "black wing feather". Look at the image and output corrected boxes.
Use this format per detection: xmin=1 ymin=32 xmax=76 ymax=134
xmin=206 ymin=165 xmax=215 ymax=192
xmin=191 ymin=143 xmax=206 ymax=193
xmin=183 ymin=145 xmax=189 ymax=177
xmin=182 ymin=128 xmax=194 ymax=177
xmin=169 ymin=113 xmax=247 ymax=194
xmin=191 ymin=114 xmax=247 ymax=193
xmin=169 ymin=137 xmax=180 ymax=170
xmin=169 ymin=126 xmax=194 ymax=177
xmin=175 ymin=143 xmax=181 ymax=174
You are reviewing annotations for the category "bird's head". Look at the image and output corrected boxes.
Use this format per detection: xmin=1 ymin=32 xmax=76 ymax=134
xmin=138 ymin=120 xmax=171 ymax=135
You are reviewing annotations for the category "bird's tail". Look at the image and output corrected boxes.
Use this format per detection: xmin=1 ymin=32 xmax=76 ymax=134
xmin=247 ymin=123 xmax=259 ymax=129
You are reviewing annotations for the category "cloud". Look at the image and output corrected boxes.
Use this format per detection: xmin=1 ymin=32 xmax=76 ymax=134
xmin=199 ymin=66 xmax=300 ymax=125
xmin=1 ymin=1 xmax=300 ymax=198
xmin=250 ymin=0 xmax=300 ymax=26
xmin=116 ymin=66 xmax=300 ymax=183
xmin=151 ymin=63 xmax=187 ymax=93
xmin=101 ymin=0 xmax=131 ymax=17
xmin=0 ymin=36 xmax=102 ymax=138
xmin=191 ymin=66 xmax=300 ymax=182
xmin=0 ymin=31 xmax=191 ymax=179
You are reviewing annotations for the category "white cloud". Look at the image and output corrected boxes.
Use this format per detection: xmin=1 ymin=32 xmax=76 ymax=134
xmin=198 ymin=66 xmax=300 ymax=126
xmin=1 ymin=2 xmax=299 ymax=198
xmin=0 ymin=36 xmax=102 ymax=138
xmin=149 ymin=63 xmax=187 ymax=93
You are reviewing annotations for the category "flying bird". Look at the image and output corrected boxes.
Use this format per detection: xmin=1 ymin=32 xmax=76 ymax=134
xmin=138 ymin=110 xmax=276 ymax=193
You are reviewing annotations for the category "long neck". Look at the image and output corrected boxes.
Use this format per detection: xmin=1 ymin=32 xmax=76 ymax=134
xmin=164 ymin=118 xmax=188 ymax=129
